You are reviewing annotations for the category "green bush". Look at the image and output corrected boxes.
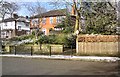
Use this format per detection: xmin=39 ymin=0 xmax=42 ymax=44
xmin=9 ymin=35 xmax=34 ymax=41
xmin=66 ymin=34 xmax=76 ymax=48
xmin=55 ymin=34 xmax=67 ymax=44
xmin=48 ymin=35 xmax=56 ymax=44
xmin=62 ymin=27 xmax=74 ymax=33
xmin=37 ymin=34 xmax=76 ymax=47
xmin=9 ymin=37 xmax=19 ymax=41
xmin=32 ymin=31 xmax=35 ymax=35
xmin=38 ymin=35 xmax=49 ymax=44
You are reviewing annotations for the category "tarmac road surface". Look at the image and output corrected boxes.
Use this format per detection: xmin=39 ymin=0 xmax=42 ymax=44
xmin=1 ymin=57 xmax=119 ymax=75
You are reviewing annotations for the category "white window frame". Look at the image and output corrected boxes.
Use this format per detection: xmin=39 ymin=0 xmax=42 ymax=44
xmin=18 ymin=26 xmax=21 ymax=31
xmin=32 ymin=19 xmax=39 ymax=25
xmin=4 ymin=22 xmax=7 ymax=26
xmin=50 ymin=17 xmax=53 ymax=24
xmin=56 ymin=16 xmax=62 ymax=23
xmin=42 ymin=18 xmax=46 ymax=25
xmin=42 ymin=28 xmax=46 ymax=35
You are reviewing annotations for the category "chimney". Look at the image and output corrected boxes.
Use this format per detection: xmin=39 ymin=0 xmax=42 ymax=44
xmin=13 ymin=13 xmax=18 ymax=19
xmin=26 ymin=16 xmax=29 ymax=19
xmin=12 ymin=12 xmax=18 ymax=19
xmin=71 ymin=5 xmax=75 ymax=15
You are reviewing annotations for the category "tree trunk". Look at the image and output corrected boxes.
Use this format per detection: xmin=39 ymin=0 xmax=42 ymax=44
xmin=74 ymin=16 xmax=79 ymax=33
xmin=2 ymin=13 xmax=5 ymax=21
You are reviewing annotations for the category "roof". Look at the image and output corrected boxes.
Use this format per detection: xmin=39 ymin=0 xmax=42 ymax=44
xmin=0 ymin=16 xmax=29 ymax=23
xmin=30 ymin=9 xmax=67 ymax=19
xmin=0 ymin=18 xmax=17 ymax=22
xmin=1 ymin=29 xmax=13 ymax=31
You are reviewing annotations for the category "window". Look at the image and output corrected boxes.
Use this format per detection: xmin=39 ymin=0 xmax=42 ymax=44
xmin=18 ymin=26 xmax=21 ymax=31
xmin=1 ymin=32 xmax=5 ymax=35
xmin=42 ymin=18 xmax=46 ymax=24
xmin=42 ymin=28 xmax=46 ymax=35
xmin=54 ymin=28 xmax=63 ymax=31
xmin=50 ymin=17 xmax=53 ymax=24
xmin=4 ymin=23 xmax=7 ymax=26
xmin=26 ymin=23 xmax=29 ymax=26
xmin=17 ymin=22 xmax=24 ymax=26
xmin=56 ymin=16 xmax=62 ymax=23
xmin=32 ymin=19 xmax=39 ymax=25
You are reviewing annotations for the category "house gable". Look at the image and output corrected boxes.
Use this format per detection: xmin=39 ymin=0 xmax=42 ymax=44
xmin=30 ymin=9 xmax=67 ymax=35
xmin=0 ymin=16 xmax=30 ymax=38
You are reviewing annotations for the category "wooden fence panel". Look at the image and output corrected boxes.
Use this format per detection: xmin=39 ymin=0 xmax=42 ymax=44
xmin=77 ymin=35 xmax=119 ymax=56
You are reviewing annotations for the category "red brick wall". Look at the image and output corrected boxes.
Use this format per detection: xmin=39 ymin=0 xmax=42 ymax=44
xmin=30 ymin=16 xmax=61 ymax=35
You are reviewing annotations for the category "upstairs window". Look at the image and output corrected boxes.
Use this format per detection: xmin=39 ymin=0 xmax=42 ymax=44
xmin=42 ymin=18 xmax=46 ymax=25
xmin=17 ymin=22 xmax=24 ymax=26
xmin=4 ymin=23 xmax=7 ymax=26
xmin=50 ymin=17 xmax=53 ymax=24
xmin=56 ymin=16 xmax=62 ymax=23
xmin=18 ymin=26 xmax=21 ymax=31
xmin=32 ymin=19 xmax=39 ymax=25
xmin=1 ymin=32 xmax=5 ymax=35
xmin=26 ymin=22 xmax=29 ymax=26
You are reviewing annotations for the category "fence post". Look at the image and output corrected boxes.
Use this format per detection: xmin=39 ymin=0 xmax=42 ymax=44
xmin=49 ymin=46 xmax=51 ymax=56
xmin=71 ymin=45 xmax=73 ymax=57
xmin=63 ymin=45 xmax=64 ymax=52
xmin=31 ymin=46 xmax=33 ymax=56
xmin=9 ymin=46 xmax=11 ymax=54
xmin=14 ymin=46 xmax=16 ymax=55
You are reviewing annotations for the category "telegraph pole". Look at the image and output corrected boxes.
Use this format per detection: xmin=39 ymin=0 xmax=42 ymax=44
xmin=0 ymin=26 xmax=2 ymax=52
xmin=0 ymin=0 xmax=3 ymax=52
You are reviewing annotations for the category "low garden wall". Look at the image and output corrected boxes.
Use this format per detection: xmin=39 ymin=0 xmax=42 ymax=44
xmin=32 ymin=44 xmax=63 ymax=53
xmin=4 ymin=44 xmax=63 ymax=54
xmin=77 ymin=35 xmax=120 ymax=56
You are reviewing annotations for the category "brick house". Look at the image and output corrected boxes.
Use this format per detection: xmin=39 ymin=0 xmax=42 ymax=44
xmin=30 ymin=9 xmax=75 ymax=35
xmin=0 ymin=16 xmax=30 ymax=39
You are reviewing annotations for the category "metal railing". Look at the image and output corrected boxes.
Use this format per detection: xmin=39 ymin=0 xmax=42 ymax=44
xmin=1 ymin=45 xmax=76 ymax=56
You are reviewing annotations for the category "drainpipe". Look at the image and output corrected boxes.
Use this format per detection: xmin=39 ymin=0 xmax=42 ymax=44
xmin=14 ymin=20 xmax=17 ymax=36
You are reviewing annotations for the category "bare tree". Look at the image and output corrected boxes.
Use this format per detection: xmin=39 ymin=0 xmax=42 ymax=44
xmin=23 ymin=2 xmax=47 ymax=40
xmin=49 ymin=0 xmax=68 ymax=10
xmin=49 ymin=0 xmax=82 ymax=33
xmin=0 ymin=1 xmax=20 ymax=20
xmin=23 ymin=2 xmax=46 ymax=16
xmin=9 ymin=2 xmax=20 ymax=18
xmin=49 ymin=0 xmax=117 ymax=34
xmin=0 ymin=1 xmax=20 ymax=52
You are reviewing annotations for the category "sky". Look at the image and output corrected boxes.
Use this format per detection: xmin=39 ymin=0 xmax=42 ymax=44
xmin=3 ymin=0 xmax=72 ymax=2
xmin=17 ymin=2 xmax=67 ymax=16
xmin=3 ymin=0 xmax=119 ymax=17
xmin=16 ymin=2 xmax=56 ymax=16
xmin=3 ymin=0 xmax=68 ymax=17
xmin=3 ymin=0 xmax=119 ymax=2
xmin=2 ymin=0 xmax=68 ymax=17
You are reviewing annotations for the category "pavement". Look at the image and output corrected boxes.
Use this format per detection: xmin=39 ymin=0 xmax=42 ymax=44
xmin=0 ymin=54 xmax=120 ymax=62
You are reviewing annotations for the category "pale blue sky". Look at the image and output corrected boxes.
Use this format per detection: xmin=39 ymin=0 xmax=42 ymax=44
xmin=16 ymin=2 xmax=66 ymax=17
xmin=15 ymin=0 xmax=118 ymax=17
xmin=3 ymin=0 xmax=72 ymax=17
xmin=17 ymin=2 xmax=52 ymax=16
xmin=4 ymin=0 xmax=72 ymax=2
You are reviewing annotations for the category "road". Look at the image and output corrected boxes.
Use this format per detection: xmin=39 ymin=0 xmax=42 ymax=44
xmin=1 ymin=57 xmax=119 ymax=75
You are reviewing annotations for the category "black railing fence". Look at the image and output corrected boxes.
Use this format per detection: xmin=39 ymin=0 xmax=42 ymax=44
xmin=1 ymin=45 xmax=76 ymax=56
